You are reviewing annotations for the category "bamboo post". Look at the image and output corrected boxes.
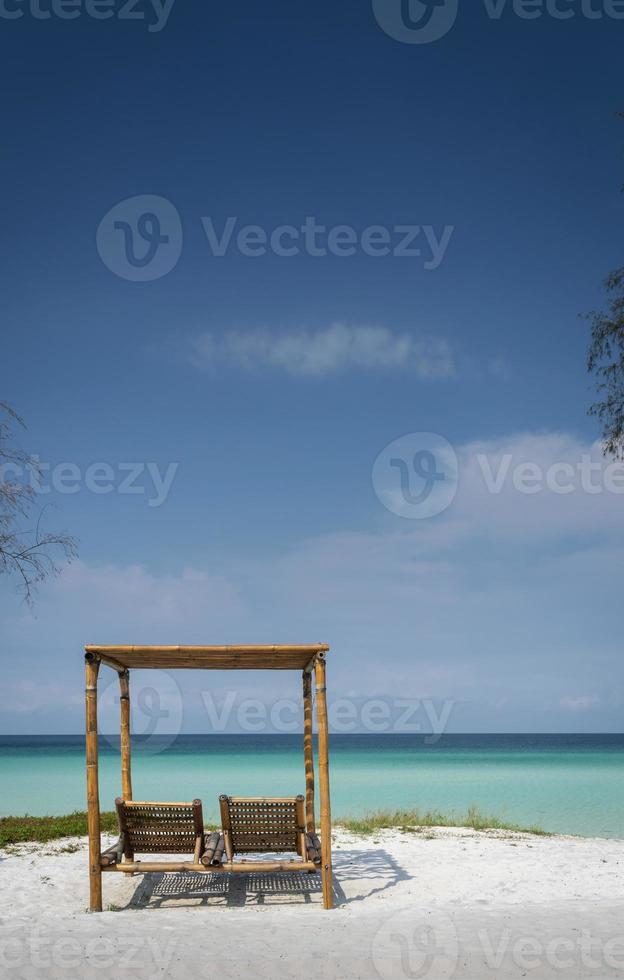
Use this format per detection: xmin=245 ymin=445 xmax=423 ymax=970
xmin=302 ymin=670 xmax=315 ymax=832
xmin=315 ymin=654 xmax=333 ymax=909
xmin=219 ymin=795 xmax=234 ymax=862
xmin=295 ymin=794 xmax=307 ymax=859
xmin=119 ymin=670 xmax=132 ymax=801
xmin=85 ymin=653 xmax=102 ymax=912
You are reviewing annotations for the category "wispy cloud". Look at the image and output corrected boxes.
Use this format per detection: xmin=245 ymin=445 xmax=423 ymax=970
xmin=3 ymin=431 xmax=623 ymax=732
xmin=559 ymin=695 xmax=600 ymax=712
xmin=190 ymin=323 xmax=455 ymax=378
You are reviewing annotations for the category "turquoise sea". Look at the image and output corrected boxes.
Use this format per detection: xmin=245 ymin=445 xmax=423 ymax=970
xmin=1 ymin=734 xmax=623 ymax=839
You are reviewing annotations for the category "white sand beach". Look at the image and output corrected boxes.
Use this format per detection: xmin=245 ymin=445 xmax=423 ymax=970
xmin=1 ymin=826 xmax=623 ymax=979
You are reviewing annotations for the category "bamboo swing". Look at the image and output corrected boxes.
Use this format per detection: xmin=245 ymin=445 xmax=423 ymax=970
xmin=84 ymin=644 xmax=333 ymax=910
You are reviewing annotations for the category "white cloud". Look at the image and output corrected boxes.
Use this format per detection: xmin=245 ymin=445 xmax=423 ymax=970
xmin=190 ymin=323 xmax=455 ymax=378
xmin=1 ymin=679 xmax=83 ymax=714
xmin=559 ymin=695 xmax=600 ymax=712
xmin=51 ymin=560 xmax=245 ymax=632
xmin=2 ymin=430 xmax=623 ymax=732
xmin=452 ymin=432 xmax=624 ymax=537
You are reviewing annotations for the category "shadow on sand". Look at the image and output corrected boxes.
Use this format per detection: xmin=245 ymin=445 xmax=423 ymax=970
xmin=122 ymin=847 xmax=409 ymax=909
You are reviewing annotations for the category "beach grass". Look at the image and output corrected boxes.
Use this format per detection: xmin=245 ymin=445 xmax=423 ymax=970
xmin=337 ymin=805 xmax=549 ymax=836
xmin=0 ymin=812 xmax=119 ymax=847
xmin=1 ymin=805 xmax=548 ymax=847
xmin=0 ymin=811 xmax=222 ymax=848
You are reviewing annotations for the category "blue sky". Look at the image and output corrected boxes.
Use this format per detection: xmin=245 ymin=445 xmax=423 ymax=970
xmin=1 ymin=1 xmax=623 ymax=734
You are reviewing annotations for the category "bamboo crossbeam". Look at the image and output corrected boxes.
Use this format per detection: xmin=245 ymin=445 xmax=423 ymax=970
xmin=84 ymin=645 xmax=329 ymax=672
xmin=86 ymin=645 xmax=329 ymax=655
xmin=99 ymin=655 xmax=128 ymax=672
xmin=227 ymin=796 xmax=308 ymax=804
xmin=121 ymin=799 xmax=200 ymax=807
xmin=103 ymin=860 xmax=318 ymax=874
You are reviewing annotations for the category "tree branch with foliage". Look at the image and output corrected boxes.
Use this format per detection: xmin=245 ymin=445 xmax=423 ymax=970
xmin=0 ymin=402 xmax=77 ymax=605
xmin=587 ymin=267 xmax=624 ymax=458
xmin=587 ymin=113 xmax=624 ymax=458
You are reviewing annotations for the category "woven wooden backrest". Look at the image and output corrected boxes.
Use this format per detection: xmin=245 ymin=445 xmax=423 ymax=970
xmin=115 ymin=799 xmax=203 ymax=854
xmin=219 ymin=796 xmax=305 ymax=855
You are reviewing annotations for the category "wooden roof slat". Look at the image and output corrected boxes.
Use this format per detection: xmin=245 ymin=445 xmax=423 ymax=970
xmin=84 ymin=644 xmax=328 ymax=671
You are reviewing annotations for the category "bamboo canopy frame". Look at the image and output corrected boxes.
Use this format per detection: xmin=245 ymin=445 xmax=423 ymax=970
xmin=84 ymin=644 xmax=333 ymax=911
